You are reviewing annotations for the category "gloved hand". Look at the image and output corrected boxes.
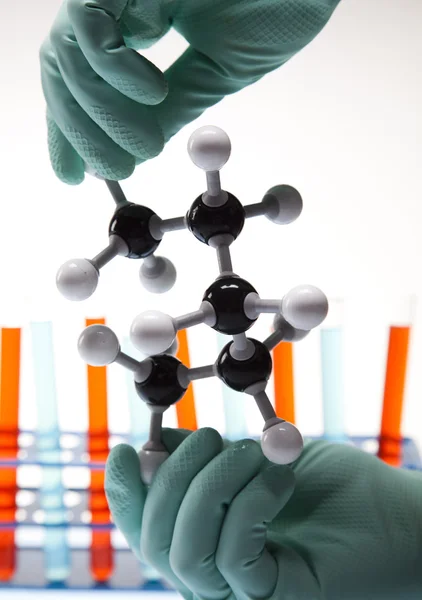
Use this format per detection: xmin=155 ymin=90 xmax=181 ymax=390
xmin=105 ymin=428 xmax=422 ymax=600
xmin=39 ymin=0 xmax=341 ymax=185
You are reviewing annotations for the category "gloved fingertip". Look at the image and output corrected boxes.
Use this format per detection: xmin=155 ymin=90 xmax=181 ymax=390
xmin=231 ymin=436 xmax=263 ymax=458
xmin=161 ymin=428 xmax=193 ymax=453
xmin=91 ymin=159 xmax=136 ymax=182
xmin=105 ymin=444 xmax=145 ymax=558
xmin=161 ymin=427 xmax=223 ymax=454
xmin=105 ymin=443 xmax=143 ymax=496
xmin=133 ymin=75 xmax=168 ymax=107
xmin=186 ymin=426 xmax=224 ymax=449
xmin=55 ymin=168 xmax=85 ymax=186
xmin=52 ymin=157 xmax=85 ymax=185
xmin=106 ymin=442 xmax=139 ymax=468
xmin=47 ymin=114 xmax=85 ymax=185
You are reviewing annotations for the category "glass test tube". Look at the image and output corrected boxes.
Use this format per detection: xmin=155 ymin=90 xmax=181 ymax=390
xmin=122 ymin=338 xmax=150 ymax=450
xmin=0 ymin=329 xmax=20 ymax=582
xmin=378 ymin=297 xmax=415 ymax=466
xmin=86 ymin=318 xmax=113 ymax=583
xmin=31 ymin=321 xmax=70 ymax=582
xmin=217 ymin=333 xmax=248 ymax=440
xmin=175 ymin=330 xmax=197 ymax=431
xmin=320 ymin=299 xmax=347 ymax=441
xmin=272 ymin=340 xmax=296 ymax=425
xmin=122 ymin=337 xmax=160 ymax=584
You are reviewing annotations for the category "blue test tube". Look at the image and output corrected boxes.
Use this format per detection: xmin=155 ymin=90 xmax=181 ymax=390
xmin=320 ymin=300 xmax=347 ymax=442
xmin=217 ymin=333 xmax=249 ymax=441
xmin=121 ymin=337 xmax=150 ymax=450
xmin=31 ymin=321 xmax=70 ymax=583
xmin=122 ymin=337 xmax=160 ymax=583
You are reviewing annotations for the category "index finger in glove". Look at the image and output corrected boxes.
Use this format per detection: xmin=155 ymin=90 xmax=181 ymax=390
xmin=105 ymin=443 xmax=145 ymax=561
xmin=66 ymin=0 xmax=168 ymax=105
xmin=216 ymin=464 xmax=295 ymax=600
xmin=105 ymin=428 xmax=191 ymax=561
xmin=40 ymin=38 xmax=136 ymax=181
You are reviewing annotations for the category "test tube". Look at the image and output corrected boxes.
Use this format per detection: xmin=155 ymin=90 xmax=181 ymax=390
xmin=86 ymin=318 xmax=113 ymax=583
xmin=320 ymin=299 xmax=347 ymax=442
xmin=175 ymin=330 xmax=198 ymax=431
xmin=217 ymin=333 xmax=248 ymax=440
xmin=122 ymin=337 xmax=162 ymax=583
xmin=31 ymin=321 xmax=70 ymax=582
xmin=122 ymin=338 xmax=150 ymax=450
xmin=378 ymin=297 xmax=415 ymax=466
xmin=0 ymin=328 xmax=20 ymax=582
xmin=272 ymin=341 xmax=296 ymax=425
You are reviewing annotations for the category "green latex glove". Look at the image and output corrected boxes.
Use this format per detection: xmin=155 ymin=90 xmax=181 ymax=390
xmin=39 ymin=0 xmax=341 ymax=185
xmin=105 ymin=428 xmax=422 ymax=600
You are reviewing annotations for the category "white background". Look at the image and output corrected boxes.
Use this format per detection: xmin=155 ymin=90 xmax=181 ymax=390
xmin=1 ymin=1 xmax=422 ymax=455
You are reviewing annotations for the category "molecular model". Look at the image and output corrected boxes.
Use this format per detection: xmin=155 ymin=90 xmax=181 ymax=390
xmin=56 ymin=125 xmax=329 ymax=484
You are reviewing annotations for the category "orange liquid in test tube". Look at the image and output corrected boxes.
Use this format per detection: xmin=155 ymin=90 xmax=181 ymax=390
xmin=273 ymin=342 xmax=295 ymax=424
xmin=86 ymin=318 xmax=113 ymax=583
xmin=0 ymin=328 xmax=21 ymax=581
xmin=175 ymin=330 xmax=197 ymax=431
xmin=378 ymin=325 xmax=411 ymax=466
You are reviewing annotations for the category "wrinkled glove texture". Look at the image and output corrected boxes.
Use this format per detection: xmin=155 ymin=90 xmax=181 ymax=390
xmin=105 ymin=428 xmax=422 ymax=600
xmin=39 ymin=0 xmax=341 ymax=184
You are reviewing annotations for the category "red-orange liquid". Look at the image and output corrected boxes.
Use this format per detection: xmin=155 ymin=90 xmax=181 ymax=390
xmin=0 ymin=328 xmax=21 ymax=581
xmin=175 ymin=330 xmax=197 ymax=431
xmin=378 ymin=326 xmax=411 ymax=467
xmin=86 ymin=318 xmax=113 ymax=583
xmin=273 ymin=342 xmax=295 ymax=424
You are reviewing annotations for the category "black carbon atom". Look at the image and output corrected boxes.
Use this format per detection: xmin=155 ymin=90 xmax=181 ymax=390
xmin=203 ymin=275 xmax=258 ymax=334
xmin=186 ymin=192 xmax=245 ymax=245
xmin=109 ymin=203 xmax=160 ymax=259
xmin=216 ymin=339 xmax=272 ymax=393
xmin=135 ymin=355 xmax=186 ymax=407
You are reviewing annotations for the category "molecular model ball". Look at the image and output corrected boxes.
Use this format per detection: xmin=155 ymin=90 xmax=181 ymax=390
xmin=58 ymin=125 xmax=329 ymax=485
